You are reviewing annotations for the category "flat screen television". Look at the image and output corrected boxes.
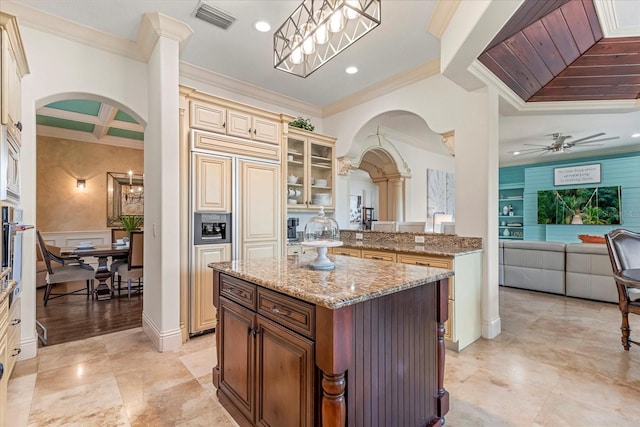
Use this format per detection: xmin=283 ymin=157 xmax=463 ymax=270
xmin=537 ymin=186 xmax=621 ymax=225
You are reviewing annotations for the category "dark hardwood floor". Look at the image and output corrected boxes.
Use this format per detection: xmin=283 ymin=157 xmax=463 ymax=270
xmin=36 ymin=279 xmax=143 ymax=347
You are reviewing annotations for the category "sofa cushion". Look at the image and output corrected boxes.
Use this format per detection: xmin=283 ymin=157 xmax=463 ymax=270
xmin=502 ymin=240 xmax=566 ymax=294
xmin=565 ymin=243 xmax=617 ymax=303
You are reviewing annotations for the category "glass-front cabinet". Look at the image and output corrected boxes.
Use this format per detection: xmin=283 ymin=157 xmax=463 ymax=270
xmin=285 ymin=127 xmax=336 ymax=211
xmin=498 ymin=183 xmax=524 ymax=239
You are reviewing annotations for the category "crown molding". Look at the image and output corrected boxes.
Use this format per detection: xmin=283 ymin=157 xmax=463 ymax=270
xmin=37 ymin=125 xmax=144 ymax=150
xmin=427 ymin=0 xmax=461 ymax=39
xmin=0 ymin=12 xmax=30 ymax=75
xmin=322 ymin=59 xmax=441 ymax=117
xmin=594 ymin=0 xmax=640 ymax=38
xmin=469 ymin=59 xmax=640 ymax=115
xmin=2 ymin=0 xmax=143 ymax=61
xmin=138 ymin=12 xmax=193 ymax=61
xmin=179 ymin=61 xmax=322 ymax=118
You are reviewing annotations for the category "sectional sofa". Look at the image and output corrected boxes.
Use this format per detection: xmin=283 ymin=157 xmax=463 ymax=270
xmin=499 ymin=240 xmax=618 ymax=303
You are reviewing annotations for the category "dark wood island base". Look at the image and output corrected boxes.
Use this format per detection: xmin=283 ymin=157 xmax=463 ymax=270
xmin=210 ymin=255 xmax=450 ymax=427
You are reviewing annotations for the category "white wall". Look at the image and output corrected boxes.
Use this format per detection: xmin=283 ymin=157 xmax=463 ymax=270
xmin=19 ymin=27 xmax=150 ymax=359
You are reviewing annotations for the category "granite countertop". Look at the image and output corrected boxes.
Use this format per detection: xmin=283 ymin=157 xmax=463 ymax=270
xmin=209 ymin=254 xmax=453 ymax=310
xmin=339 ymin=239 xmax=483 ymax=257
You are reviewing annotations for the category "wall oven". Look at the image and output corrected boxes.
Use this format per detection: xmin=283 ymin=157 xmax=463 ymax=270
xmin=193 ymin=212 xmax=231 ymax=245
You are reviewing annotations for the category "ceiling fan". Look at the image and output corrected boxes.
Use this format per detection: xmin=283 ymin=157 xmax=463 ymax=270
xmin=510 ymin=132 xmax=619 ymax=157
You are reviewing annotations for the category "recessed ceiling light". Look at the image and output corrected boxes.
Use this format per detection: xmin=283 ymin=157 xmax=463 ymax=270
xmin=632 ymin=133 xmax=640 ymax=138
xmin=512 ymin=151 xmax=520 ymax=156
xmin=345 ymin=66 xmax=358 ymax=74
xmin=254 ymin=20 xmax=270 ymax=32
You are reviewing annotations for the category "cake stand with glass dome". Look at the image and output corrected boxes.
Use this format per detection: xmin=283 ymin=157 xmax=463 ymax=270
xmin=301 ymin=207 xmax=343 ymax=270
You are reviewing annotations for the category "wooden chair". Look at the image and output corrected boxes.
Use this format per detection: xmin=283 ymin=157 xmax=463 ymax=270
xmin=36 ymin=230 xmax=96 ymax=306
xmin=112 ymin=230 xmax=143 ymax=298
xmin=605 ymin=229 xmax=640 ymax=351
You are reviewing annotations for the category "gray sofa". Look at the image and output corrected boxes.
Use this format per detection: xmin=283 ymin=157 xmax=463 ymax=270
xmin=501 ymin=240 xmax=619 ymax=303
xmin=503 ymin=240 xmax=566 ymax=294
xmin=565 ymin=243 xmax=618 ymax=303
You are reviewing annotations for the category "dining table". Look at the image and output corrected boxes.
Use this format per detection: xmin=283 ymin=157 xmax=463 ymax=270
xmin=61 ymin=244 xmax=130 ymax=300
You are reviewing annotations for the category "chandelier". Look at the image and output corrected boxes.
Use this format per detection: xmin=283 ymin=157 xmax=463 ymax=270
xmin=274 ymin=0 xmax=381 ymax=78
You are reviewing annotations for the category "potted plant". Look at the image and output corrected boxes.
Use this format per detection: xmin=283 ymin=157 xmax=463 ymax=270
xmin=289 ymin=116 xmax=315 ymax=132
xmin=118 ymin=214 xmax=144 ymax=236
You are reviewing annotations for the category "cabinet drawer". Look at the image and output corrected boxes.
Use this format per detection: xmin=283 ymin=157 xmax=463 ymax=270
xmin=361 ymin=249 xmax=396 ymax=262
xmin=330 ymin=247 xmax=361 ymax=257
xmin=287 ymin=245 xmax=302 ymax=255
xmin=397 ymin=254 xmax=454 ymax=298
xmin=257 ymin=288 xmax=315 ymax=339
xmin=220 ymin=274 xmax=257 ymax=310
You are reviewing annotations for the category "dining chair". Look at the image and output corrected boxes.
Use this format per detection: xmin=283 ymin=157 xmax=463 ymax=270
xmin=111 ymin=228 xmax=128 ymax=244
xmin=112 ymin=230 xmax=143 ymax=298
xmin=36 ymin=230 xmax=96 ymax=306
xmin=605 ymin=228 xmax=640 ymax=351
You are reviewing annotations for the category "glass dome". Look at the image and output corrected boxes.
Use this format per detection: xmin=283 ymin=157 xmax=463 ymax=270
xmin=303 ymin=207 xmax=340 ymax=244
xmin=301 ymin=207 xmax=343 ymax=270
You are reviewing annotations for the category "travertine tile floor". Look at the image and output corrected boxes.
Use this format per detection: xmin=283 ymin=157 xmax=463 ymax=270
xmin=8 ymin=286 xmax=640 ymax=426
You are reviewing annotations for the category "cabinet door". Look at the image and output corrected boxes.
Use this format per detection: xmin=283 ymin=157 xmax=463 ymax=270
xmin=191 ymin=244 xmax=230 ymax=334
xmin=193 ymin=153 xmax=231 ymax=212
xmin=238 ymin=159 xmax=280 ymax=259
xmin=0 ymin=333 xmax=7 ymax=427
xmin=286 ymin=134 xmax=306 ymax=207
xmin=190 ymin=100 xmax=227 ymax=134
xmin=219 ymin=298 xmax=256 ymax=423
xmin=308 ymin=140 xmax=334 ymax=210
xmin=252 ymin=117 xmax=279 ymax=145
xmin=227 ymin=110 xmax=252 ymax=139
xmin=1 ymin=135 xmax=20 ymax=202
xmin=6 ymin=298 xmax=20 ymax=376
xmin=256 ymin=315 xmax=314 ymax=427
xmin=330 ymin=247 xmax=361 ymax=257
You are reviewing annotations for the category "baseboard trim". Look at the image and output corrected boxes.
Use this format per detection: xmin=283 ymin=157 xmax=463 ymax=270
xmin=142 ymin=312 xmax=182 ymax=352
xmin=482 ymin=317 xmax=502 ymax=339
xmin=19 ymin=335 xmax=38 ymax=360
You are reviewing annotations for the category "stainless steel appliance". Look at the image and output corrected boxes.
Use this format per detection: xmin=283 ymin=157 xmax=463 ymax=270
xmin=193 ymin=212 xmax=231 ymax=245
xmin=287 ymin=217 xmax=299 ymax=241
xmin=2 ymin=206 xmax=33 ymax=305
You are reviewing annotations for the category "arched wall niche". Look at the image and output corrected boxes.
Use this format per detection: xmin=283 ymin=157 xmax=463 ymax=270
xmin=338 ymin=110 xmax=451 ymax=223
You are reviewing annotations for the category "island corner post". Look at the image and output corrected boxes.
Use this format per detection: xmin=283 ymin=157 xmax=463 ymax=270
xmin=210 ymin=261 xmax=450 ymax=427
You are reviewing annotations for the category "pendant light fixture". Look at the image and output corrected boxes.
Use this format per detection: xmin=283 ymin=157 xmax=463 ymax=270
xmin=274 ymin=0 xmax=381 ymax=78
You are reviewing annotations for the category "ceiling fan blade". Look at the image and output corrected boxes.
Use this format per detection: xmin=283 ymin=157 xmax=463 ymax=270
xmin=523 ymin=143 xmax=550 ymax=147
xmin=568 ymin=132 xmax=605 ymax=144
xmin=573 ymin=136 xmax=619 ymax=145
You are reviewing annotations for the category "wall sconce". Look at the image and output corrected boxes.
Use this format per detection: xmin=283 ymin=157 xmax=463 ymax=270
xmin=76 ymin=179 xmax=86 ymax=190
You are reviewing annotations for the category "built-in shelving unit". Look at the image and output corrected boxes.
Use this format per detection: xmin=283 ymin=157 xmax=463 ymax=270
xmin=499 ymin=184 xmax=524 ymax=240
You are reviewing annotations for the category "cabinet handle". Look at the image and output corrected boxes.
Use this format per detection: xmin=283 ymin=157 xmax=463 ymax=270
xmin=415 ymin=261 xmax=431 ymax=266
xmin=222 ymin=121 xmax=226 ymax=128
xmin=11 ymin=318 xmax=21 ymax=326
xmin=11 ymin=348 xmax=21 ymax=357
xmin=0 ymin=362 xmax=3 ymax=380
xmin=248 ymin=127 xmax=252 ymax=134
xmin=248 ymin=327 xmax=260 ymax=337
xmin=270 ymin=305 xmax=291 ymax=316
xmin=253 ymin=128 xmax=257 ymax=134
xmin=371 ymin=256 xmax=383 ymax=260
xmin=16 ymin=121 xmax=23 ymax=131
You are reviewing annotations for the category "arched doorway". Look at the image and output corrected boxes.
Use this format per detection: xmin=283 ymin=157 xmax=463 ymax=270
xmin=34 ymin=93 xmax=145 ymax=345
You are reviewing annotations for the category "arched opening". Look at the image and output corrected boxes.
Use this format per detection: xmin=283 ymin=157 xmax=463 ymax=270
xmin=338 ymin=110 xmax=453 ymax=228
xmin=34 ymin=93 xmax=145 ymax=346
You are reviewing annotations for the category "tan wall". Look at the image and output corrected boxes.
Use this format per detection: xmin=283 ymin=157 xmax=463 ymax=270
xmin=37 ymin=136 xmax=144 ymax=232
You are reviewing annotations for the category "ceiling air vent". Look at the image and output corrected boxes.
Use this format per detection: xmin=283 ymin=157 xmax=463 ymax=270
xmin=194 ymin=2 xmax=237 ymax=30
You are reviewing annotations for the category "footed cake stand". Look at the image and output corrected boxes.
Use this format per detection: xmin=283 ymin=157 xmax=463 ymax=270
xmin=300 ymin=240 xmax=343 ymax=270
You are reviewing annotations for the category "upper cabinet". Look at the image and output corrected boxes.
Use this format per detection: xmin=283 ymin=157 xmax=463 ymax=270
xmin=193 ymin=153 xmax=232 ymax=212
xmin=190 ymin=99 xmax=280 ymax=145
xmin=285 ymin=127 xmax=336 ymax=211
xmin=0 ymin=13 xmax=30 ymax=143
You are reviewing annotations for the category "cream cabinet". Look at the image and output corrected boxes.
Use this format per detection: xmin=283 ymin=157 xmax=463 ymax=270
xmin=192 ymin=153 xmax=232 ymax=212
xmin=285 ymin=127 xmax=335 ymax=211
xmin=1 ymin=134 xmax=20 ymax=202
xmin=1 ymin=12 xmax=29 ymax=143
xmin=329 ymin=246 xmax=483 ymax=351
xmin=5 ymin=297 xmax=20 ymax=376
xmin=190 ymin=100 xmax=280 ymax=145
xmin=190 ymin=244 xmax=231 ymax=334
xmin=286 ymin=245 xmax=316 ymax=255
xmin=1 ymin=294 xmax=8 ymax=427
xmin=238 ymin=159 xmax=281 ymax=260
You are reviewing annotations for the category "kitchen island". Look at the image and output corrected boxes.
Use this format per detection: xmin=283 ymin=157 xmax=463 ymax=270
xmin=209 ymin=254 xmax=452 ymax=427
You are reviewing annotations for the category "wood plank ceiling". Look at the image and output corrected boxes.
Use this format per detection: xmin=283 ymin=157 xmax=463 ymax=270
xmin=479 ymin=0 xmax=640 ymax=102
